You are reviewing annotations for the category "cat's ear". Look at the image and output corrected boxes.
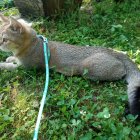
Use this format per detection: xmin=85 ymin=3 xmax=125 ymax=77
xmin=9 ymin=17 xmax=24 ymax=33
xmin=0 ymin=13 xmax=9 ymax=22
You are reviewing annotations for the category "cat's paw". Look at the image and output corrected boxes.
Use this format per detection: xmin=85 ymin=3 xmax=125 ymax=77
xmin=0 ymin=62 xmax=19 ymax=70
xmin=6 ymin=56 xmax=18 ymax=63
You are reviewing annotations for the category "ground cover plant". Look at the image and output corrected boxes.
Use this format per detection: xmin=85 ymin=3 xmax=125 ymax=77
xmin=0 ymin=0 xmax=140 ymax=139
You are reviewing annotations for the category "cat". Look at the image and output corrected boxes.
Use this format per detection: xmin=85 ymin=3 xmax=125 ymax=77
xmin=0 ymin=14 xmax=140 ymax=118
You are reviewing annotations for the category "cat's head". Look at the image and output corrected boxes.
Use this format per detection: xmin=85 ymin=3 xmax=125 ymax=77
xmin=0 ymin=14 xmax=36 ymax=55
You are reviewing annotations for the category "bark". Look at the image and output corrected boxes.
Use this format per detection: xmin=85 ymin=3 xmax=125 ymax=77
xmin=42 ymin=0 xmax=64 ymax=17
xmin=14 ymin=0 xmax=44 ymax=17
xmin=14 ymin=0 xmax=82 ymax=18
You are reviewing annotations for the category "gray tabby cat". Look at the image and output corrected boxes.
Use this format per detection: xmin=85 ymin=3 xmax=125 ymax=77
xmin=0 ymin=14 xmax=140 ymax=118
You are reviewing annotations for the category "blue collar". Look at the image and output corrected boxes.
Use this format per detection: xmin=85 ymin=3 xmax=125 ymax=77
xmin=37 ymin=35 xmax=50 ymax=61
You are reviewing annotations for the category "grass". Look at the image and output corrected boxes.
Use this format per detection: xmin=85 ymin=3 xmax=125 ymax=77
xmin=0 ymin=0 xmax=140 ymax=139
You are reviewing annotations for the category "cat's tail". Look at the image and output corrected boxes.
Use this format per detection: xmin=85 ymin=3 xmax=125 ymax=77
xmin=116 ymin=52 xmax=140 ymax=118
xmin=126 ymin=73 xmax=140 ymax=118
xmin=123 ymin=56 xmax=140 ymax=118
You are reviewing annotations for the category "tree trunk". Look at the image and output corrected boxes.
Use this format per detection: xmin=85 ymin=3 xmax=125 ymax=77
xmin=42 ymin=0 xmax=64 ymax=17
xmin=14 ymin=0 xmax=82 ymax=18
xmin=14 ymin=0 xmax=44 ymax=17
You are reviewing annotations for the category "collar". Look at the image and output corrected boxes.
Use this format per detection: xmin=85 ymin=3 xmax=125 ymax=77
xmin=37 ymin=35 xmax=50 ymax=61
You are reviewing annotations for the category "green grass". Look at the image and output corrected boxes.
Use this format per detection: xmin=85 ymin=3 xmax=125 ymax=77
xmin=0 ymin=0 xmax=140 ymax=139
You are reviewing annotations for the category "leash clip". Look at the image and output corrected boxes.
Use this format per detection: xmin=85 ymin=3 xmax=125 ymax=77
xmin=37 ymin=35 xmax=48 ymax=43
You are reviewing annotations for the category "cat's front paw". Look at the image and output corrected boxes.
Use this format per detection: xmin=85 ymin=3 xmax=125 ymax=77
xmin=0 ymin=62 xmax=19 ymax=70
xmin=6 ymin=56 xmax=17 ymax=63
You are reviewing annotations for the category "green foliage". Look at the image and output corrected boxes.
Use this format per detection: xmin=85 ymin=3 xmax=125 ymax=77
xmin=0 ymin=0 xmax=140 ymax=139
xmin=0 ymin=0 xmax=14 ymax=9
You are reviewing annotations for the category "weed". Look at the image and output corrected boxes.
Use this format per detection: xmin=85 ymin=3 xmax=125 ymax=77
xmin=0 ymin=0 xmax=140 ymax=139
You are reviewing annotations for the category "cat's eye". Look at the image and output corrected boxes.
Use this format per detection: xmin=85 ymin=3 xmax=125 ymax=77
xmin=10 ymin=26 xmax=17 ymax=32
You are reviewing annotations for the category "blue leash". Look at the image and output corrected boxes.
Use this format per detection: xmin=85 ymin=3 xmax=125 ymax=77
xmin=33 ymin=35 xmax=50 ymax=140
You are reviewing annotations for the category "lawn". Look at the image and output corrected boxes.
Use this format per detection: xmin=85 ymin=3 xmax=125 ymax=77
xmin=0 ymin=0 xmax=140 ymax=139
